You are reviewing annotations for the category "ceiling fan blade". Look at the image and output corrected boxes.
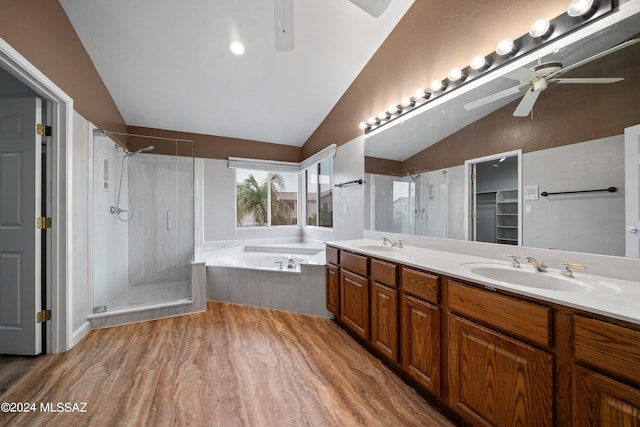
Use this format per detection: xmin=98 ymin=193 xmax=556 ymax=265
xmin=347 ymin=0 xmax=391 ymax=17
xmin=549 ymin=38 xmax=640 ymax=79
xmin=513 ymin=88 xmax=541 ymax=117
xmin=550 ymin=77 xmax=624 ymax=84
xmin=275 ymin=0 xmax=294 ymax=51
xmin=504 ymin=67 xmax=536 ymax=82
xmin=464 ymin=84 xmax=531 ymax=111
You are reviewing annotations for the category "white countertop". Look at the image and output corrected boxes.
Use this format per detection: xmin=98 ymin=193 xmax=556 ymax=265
xmin=327 ymin=239 xmax=640 ymax=326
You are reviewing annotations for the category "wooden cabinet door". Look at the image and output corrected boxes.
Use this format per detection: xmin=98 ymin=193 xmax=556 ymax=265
xmin=326 ymin=264 xmax=339 ymax=317
xmin=575 ymin=366 xmax=640 ymax=426
xmin=402 ymin=294 xmax=440 ymax=395
xmin=371 ymin=283 xmax=398 ymax=363
xmin=448 ymin=314 xmax=553 ymax=427
xmin=340 ymin=269 xmax=369 ymax=340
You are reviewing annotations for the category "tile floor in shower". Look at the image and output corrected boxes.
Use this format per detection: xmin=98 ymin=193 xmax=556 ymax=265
xmin=94 ymin=281 xmax=192 ymax=313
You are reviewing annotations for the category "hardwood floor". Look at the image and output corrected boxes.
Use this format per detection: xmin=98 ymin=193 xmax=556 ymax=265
xmin=0 ymin=301 xmax=455 ymax=426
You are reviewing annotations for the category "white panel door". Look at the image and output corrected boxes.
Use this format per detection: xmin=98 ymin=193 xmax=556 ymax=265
xmin=0 ymin=97 xmax=42 ymax=355
xmin=625 ymin=124 xmax=640 ymax=258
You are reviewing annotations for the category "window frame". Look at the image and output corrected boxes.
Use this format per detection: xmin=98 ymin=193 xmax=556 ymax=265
xmin=303 ymin=158 xmax=333 ymax=229
xmin=234 ymin=168 xmax=301 ymax=229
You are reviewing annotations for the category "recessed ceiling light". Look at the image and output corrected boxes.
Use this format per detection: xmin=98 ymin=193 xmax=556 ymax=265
xmin=228 ymin=41 xmax=245 ymax=55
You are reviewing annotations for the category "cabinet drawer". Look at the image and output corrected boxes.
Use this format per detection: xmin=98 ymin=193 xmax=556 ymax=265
xmin=371 ymin=258 xmax=397 ymax=288
xmin=448 ymin=281 xmax=551 ymax=348
xmin=326 ymin=245 xmax=339 ymax=265
xmin=401 ymin=267 xmax=439 ymax=304
xmin=575 ymin=315 xmax=640 ymax=385
xmin=341 ymin=251 xmax=368 ymax=276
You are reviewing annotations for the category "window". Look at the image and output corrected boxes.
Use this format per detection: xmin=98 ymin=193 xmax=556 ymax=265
xmin=305 ymin=158 xmax=333 ymax=227
xmin=236 ymin=169 xmax=299 ymax=227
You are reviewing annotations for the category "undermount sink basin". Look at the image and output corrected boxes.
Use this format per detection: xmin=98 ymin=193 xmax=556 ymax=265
xmin=461 ymin=263 xmax=592 ymax=292
xmin=355 ymin=244 xmax=397 ymax=253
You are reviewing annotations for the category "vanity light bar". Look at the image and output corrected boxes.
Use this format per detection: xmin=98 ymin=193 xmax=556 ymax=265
xmin=360 ymin=0 xmax=612 ymax=133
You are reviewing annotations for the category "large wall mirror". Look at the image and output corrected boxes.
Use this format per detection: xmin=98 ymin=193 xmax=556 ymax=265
xmin=363 ymin=4 xmax=640 ymax=258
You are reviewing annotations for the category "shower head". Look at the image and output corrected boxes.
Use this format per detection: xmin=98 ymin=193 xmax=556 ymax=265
xmin=125 ymin=145 xmax=155 ymax=157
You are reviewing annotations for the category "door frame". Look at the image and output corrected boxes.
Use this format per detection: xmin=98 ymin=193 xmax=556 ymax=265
xmin=464 ymin=149 xmax=522 ymax=245
xmin=0 ymin=37 xmax=73 ymax=353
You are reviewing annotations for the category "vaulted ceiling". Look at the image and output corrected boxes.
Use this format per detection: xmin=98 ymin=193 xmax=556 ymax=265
xmin=59 ymin=0 xmax=414 ymax=147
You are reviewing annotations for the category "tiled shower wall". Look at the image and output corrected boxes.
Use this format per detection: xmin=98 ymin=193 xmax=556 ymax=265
xmin=128 ymin=154 xmax=194 ymax=286
xmin=91 ymin=134 xmax=129 ymax=308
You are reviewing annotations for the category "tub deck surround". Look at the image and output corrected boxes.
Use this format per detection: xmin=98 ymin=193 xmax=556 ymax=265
xmin=204 ymin=242 xmax=329 ymax=317
xmin=326 ymin=239 xmax=640 ymax=325
xmin=206 ymin=245 xmax=326 ymax=272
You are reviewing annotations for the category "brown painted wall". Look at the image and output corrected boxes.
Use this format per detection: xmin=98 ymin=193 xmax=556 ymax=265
xmin=0 ymin=0 xmax=126 ymax=133
xmin=364 ymin=156 xmax=403 ymax=175
xmin=302 ymin=0 xmax=570 ymax=158
xmin=402 ymin=36 xmax=640 ymax=172
xmin=127 ymin=126 xmax=302 ymax=162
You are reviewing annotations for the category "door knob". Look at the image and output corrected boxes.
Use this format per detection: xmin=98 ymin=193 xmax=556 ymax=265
xmin=629 ymin=227 xmax=639 ymax=234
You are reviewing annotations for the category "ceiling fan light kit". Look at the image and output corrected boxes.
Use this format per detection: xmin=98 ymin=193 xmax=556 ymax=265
xmin=361 ymin=0 xmax=614 ymax=133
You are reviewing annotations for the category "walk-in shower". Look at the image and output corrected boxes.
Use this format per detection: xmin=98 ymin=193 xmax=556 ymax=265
xmin=365 ymin=170 xmax=449 ymax=237
xmin=90 ymin=130 xmax=195 ymax=315
xmin=110 ymin=144 xmax=155 ymax=221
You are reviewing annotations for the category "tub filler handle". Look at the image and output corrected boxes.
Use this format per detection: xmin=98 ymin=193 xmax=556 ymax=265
xmin=275 ymin=261 xmax=284 ymax=269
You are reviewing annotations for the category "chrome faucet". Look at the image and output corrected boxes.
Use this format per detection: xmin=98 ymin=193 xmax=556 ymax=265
xmin=503 ymin=254 xmax=521 ymax=268
xmin=287 ymin=256 xmax=297 ymax=269
xmin=561 ymin=262 xmax=586 ymax=278
xmin=381 ymin=237 xmax=394 ymax=246
xmin=526 ymin=256 xmax=548 ymax=272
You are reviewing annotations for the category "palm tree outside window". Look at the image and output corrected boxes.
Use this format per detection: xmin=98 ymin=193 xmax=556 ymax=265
xmin=236 ymin=169 xmax=299 ymax=227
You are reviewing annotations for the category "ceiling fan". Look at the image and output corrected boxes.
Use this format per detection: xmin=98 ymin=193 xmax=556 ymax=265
xmin=464 ymin=38 xmax=640 ymax=117
xmin=275 ymin=0 xmax=391 ymax=51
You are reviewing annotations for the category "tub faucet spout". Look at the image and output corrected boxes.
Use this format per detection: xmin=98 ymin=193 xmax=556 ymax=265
xmin=287 ymin=256 xmax=297 ymax=269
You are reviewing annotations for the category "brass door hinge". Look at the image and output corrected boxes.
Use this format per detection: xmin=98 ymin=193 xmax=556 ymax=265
xmin=36 ymin=124 xmax=52 ymax=137
xmin=36 ymin=217 xmax=52 ymax=229
xmin=37 ymin=309 xmax=52 ymax=323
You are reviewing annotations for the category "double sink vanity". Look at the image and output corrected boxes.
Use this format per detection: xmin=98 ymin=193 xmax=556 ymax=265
xmin=325 ymin=239 xmax=640 ymax=426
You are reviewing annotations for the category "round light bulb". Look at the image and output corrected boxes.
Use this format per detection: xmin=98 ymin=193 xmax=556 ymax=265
xmin=377 ymin=111 xmax=388 ymax=121
xmin=448 ymin=68 xmax=463 ymax=82
xmin=367 ymin=116 xmax=377 ymax=126
xmin=430 ymin=80 xmax=443 ymax=92
xmin=228 ymin=41 xmax=245 ymax=55
xmin=567 ymin=0 xmax=594 ymax=17
xmin=358 ymin=122 xmax=367 ymax=130
xmin=387 ymin=104 xmax=399 ymax=115
xmin=400 ymin=97 xmax=413 ymax=108
xmin=470 ymin=55 xmax=487 ymax=70
xmin=529 ymin=18 xmax=551 ymax=38
xmin=414 ymin=88 xmax=427 ymax=99
xmin=496 ymin=38 xmax=515 ymax=56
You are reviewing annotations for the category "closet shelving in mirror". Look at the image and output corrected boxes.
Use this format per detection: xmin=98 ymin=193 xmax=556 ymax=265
xmin=360 ymin=0 xmax=613 ymax=134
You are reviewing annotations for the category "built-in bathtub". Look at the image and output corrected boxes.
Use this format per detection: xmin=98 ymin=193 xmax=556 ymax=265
xmin=205 ymin=244 xmax=330 ymax=317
